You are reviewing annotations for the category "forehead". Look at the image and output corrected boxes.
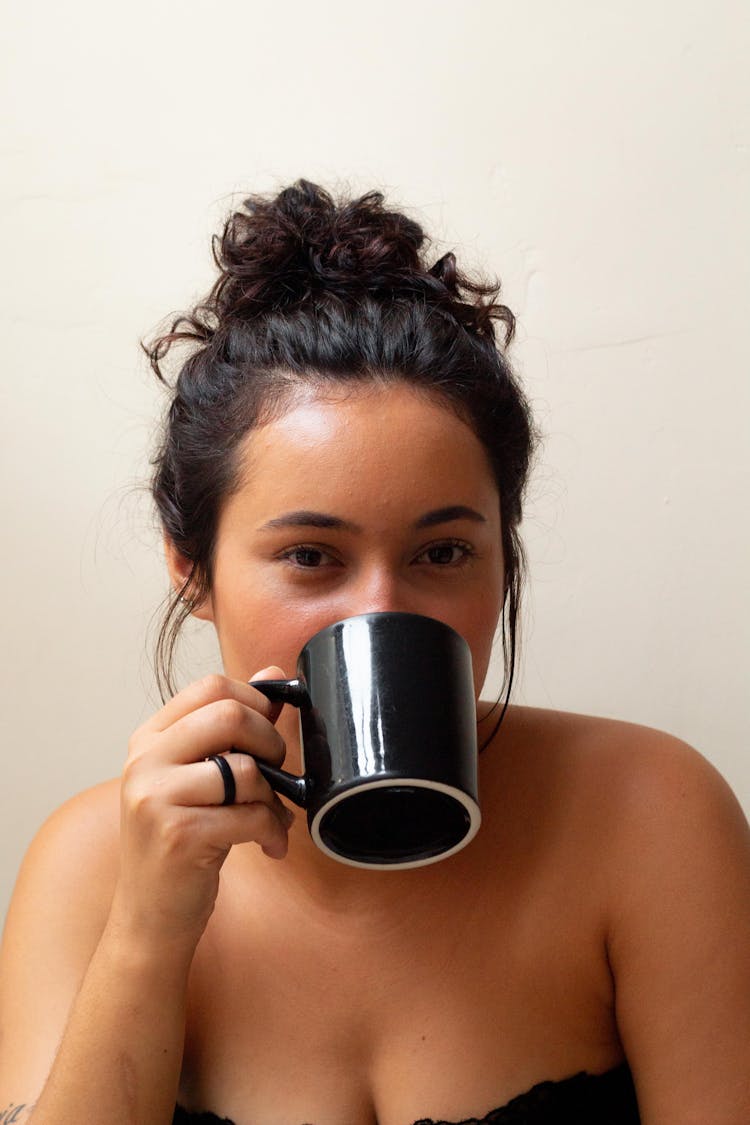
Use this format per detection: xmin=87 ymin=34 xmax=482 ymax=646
xmin=234 ymin=383 xmax=499 ymax=515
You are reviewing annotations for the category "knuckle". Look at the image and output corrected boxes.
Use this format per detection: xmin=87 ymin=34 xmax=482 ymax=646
xmin=157 ymin=810 xmax=193 ymax=854
xmin=233 ymin=752 xmax=261 ymax=787
xmin=196 ymin=672 xmax=231 ymax=702
xmin=213 ymin=697 xmax=246 ymax=733
xmin=124 ymin=776 xmax=159 ymax=820
xmin=122 ymin=753 xmax=146 ymax=789
xmin=126 ymin=730 xmax=148 ymax=761
xmin=127 ymin=720 xmax=147 ymax=748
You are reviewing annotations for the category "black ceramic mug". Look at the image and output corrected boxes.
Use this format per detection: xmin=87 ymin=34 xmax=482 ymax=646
xmin=249 ymin=611 xmax=481 ymax=870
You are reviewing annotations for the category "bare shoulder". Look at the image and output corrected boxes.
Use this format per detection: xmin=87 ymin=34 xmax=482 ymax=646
xmin=549 ymin=706 xmax=749 ymax=888
xmin=6 ymin=779 xmax=121 ymax=920
xmin=0 ymin=780 xmax=122 ymax=1096
xmin=494 ymin=703 xmax=747 ymax=832
xmin=493 ymin=706 xmax=750 ymax=1120
xmin=1 ymin=779 xmax=121 ymax=979
xmin=482 ymin=703 xmax=750 ymax=931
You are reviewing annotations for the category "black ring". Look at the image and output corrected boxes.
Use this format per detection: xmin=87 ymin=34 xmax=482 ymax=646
xmin=206 ymin=754 xmax=236 ymax=806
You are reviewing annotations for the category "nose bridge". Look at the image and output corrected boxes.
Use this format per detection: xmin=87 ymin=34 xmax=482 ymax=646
xmin=352 ymin=558 xmax=410 ymax=616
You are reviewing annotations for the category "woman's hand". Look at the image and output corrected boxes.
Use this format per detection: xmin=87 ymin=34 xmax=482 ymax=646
xmin=0 ymin=671 xmax=292 ymax=1122
xmin=110 ymin=668 xmax=294 ymax=952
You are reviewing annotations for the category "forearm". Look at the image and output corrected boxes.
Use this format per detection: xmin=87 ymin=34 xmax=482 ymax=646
xmin=30 ymin=921 xmax=194 ymax=1125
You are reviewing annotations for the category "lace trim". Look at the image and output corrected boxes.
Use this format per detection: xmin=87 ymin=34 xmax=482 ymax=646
xmin=173 ymin=1061 xmax=639 ymax=1125
xmin=412 ymin=1063 xmax=638 ymax=1124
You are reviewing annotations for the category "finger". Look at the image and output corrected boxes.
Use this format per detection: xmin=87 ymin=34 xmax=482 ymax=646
xmin=154 ymin=698 xmax=287 ymax=767
xmin=172 ymin=752 xmax=280 ymax=810
xmin=139 ymin=673 xmax=289 ymax=736
xmin=248 ymin=666 xmax=288 ymax=723
xmin=196 ymin=801 xmax=293 ymax=860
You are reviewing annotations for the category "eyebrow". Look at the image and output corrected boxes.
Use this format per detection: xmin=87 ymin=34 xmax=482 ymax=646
xmin=413 ymin=505 xmax=487 ymax=529
xmin=259 ymin=506 xmax=486 ymax=533
xmin=259 ymin=511 xmax=363 ymax=533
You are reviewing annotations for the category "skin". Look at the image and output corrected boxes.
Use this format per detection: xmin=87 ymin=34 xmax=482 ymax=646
xmin=194 ymin=383 xmax=506 ymax=758
xmin=0 ymin=382 xmax=749 ymax=1124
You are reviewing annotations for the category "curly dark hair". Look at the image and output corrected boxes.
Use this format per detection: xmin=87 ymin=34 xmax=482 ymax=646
xmin=145 ymin=179 xmax=537 ymax=718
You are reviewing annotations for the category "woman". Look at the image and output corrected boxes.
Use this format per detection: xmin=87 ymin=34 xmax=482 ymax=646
xmin=0 ymin=180 xmax=748 ymax=1125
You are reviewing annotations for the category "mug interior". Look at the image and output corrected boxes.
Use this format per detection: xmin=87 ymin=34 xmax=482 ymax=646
xmin=313 ymin=780 xmax=480 ymax=870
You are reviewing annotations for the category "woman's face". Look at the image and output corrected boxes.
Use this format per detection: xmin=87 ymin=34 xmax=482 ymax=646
xmin=197 ymin=382 xmax=505 ymax=737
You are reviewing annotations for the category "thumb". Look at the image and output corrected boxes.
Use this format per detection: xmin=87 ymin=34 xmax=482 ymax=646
xmin=250 ymin=664 xmax=288 ymax=681
xmin=248 ymin=665 xmax=290 ymax=723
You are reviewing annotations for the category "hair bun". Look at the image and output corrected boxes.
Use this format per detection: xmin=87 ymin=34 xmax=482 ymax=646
xmin=148 ymin=179 xmax=515 ymax=374
xmin=211 ymin=179 xmax=429 ymax=319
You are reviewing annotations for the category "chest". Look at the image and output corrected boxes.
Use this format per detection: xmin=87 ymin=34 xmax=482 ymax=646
xmin=178 ymin=859 xmax=619 ymax=1125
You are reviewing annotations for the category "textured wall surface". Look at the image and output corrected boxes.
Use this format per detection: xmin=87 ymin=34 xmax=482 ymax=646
xmin=2 ymin=0 xmax=748 ymax=918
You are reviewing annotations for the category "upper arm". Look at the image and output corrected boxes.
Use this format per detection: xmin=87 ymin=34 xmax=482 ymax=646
xmin=0 ymin=781 xmax=120 ymax=1110
xmin=606 ymin=735 xmax=750 ymax=1123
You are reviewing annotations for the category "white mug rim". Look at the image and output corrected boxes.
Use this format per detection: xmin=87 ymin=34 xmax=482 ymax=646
xmin=310 ymin=777 xmax=481 ymax=871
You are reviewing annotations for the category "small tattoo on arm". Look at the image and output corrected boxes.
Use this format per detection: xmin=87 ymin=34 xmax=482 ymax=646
xmin=0 ymin=1103 xmax=30 ymax=1123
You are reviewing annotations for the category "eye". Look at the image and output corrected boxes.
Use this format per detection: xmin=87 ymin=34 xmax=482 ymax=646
xmin=413 ymin=539 xmax=475 ymax=567
xmin=277 ymin=545 xmax=339 ymax=569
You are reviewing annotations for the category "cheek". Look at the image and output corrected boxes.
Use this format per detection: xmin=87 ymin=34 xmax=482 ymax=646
xmin=210 ymin=579 xmax=341 ymax=681
xmin=214 ymin=607 xmax=296 ymax=678
xmin=466 ymin=620 xmax=502 ymax=697
xmin=459 ymin=585 xmax=505 ymax=697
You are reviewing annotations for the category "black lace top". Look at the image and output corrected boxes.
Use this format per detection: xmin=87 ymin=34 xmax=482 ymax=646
xmin=173 ymin=1061 xmax=639 ymax=1124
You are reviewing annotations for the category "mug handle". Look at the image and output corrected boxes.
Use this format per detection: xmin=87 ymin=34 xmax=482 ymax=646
xmin=241 ymin=678 xmax=311 ymax=809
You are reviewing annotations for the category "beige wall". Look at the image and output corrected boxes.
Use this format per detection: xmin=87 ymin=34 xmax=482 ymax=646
xmin=2 ymin=1 xmax=748 ymax=918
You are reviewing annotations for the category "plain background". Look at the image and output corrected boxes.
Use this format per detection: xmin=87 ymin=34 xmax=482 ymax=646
xmin=1 ymin=0 xmax=748 ymax=921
